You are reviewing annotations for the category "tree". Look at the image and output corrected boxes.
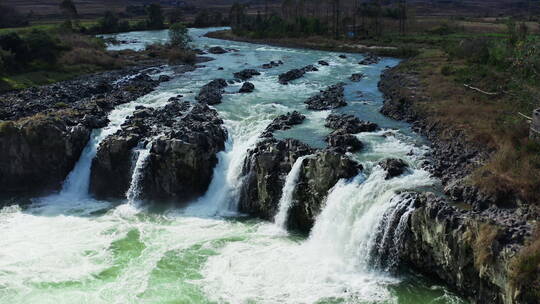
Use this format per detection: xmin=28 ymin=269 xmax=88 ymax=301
xmin=146 ymin=3 xmax=164 ymax=30
xmin=169 ymin=23 xmax=191 ymax=48
xmin=59 ymin=0 xmax=78 ymax=20
xmin=168 ymin=7 xmax=183 ymax=24
xmin=98 ymin=11 xmax=119 ymax=33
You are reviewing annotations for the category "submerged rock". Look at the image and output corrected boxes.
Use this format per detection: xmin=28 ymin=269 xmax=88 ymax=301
xmin=91 ymin=101 xmax=227 ymax=201
xmin=239 ymin=82 xmax=255 ymax=93
xmin=262 ymin=111 xmax=306 ymax=137
xmin=196 ymin=79 xmax=228 ymax=105
xmin=305 ymin=83 xmax=347 ymax=110
xmin=233 ymin=69 xmax=261 ymax=81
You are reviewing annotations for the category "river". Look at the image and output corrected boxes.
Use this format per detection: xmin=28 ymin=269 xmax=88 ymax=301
xmin=0 ymin=28 xmax=466 ymax=304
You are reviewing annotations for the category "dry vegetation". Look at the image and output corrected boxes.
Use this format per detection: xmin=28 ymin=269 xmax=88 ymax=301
xmin=510 ymin=224 xmax=540 ymax=301
xmin=472 ymin=223 xmax=500 ymax=270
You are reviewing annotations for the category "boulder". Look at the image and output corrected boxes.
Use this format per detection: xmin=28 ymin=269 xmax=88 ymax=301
xmin=318 ymin=60 xmax=329 ymax=66
xmin=196 ymin=79 xmax=228 ymax=105
xmin=239 ymin=82 xmax=255 ymax=93
xmin=326 ymin=133 xmax=363 ymax=153
xmin=208 ymin=46 xmax=228 ymax=54
xmin=279 ymin=65 xmax=319 ymax=85
xmin=305 ymin=84 xmax=347 ymax=110
xmin=379 ymin=158 xmax=408 ymax=179
xmin=359 ymin=54 xmax=381 ymax=65
xmin=262 ymin=111 xmax=306 ymax=137
xmin=325 ymin=113 xmax=378 ymax=134
xmin=350 ymin=73 xmax=365 ymax=82
xmin=234 ymin=69 xmax=261 ymax=81
xmin=262 ymin=60 xmax=284 ymax=69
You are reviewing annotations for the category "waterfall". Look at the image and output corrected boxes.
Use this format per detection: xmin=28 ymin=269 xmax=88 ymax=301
xmin=125 ymin=143 xmax=152 ymax=205
xmin=274 ymin=155 xmax=309 ymax=229
xmin=307 ymin=166 xmax=434 ymax=273
xmin=59 ymin=130 xmax=102 ymax=199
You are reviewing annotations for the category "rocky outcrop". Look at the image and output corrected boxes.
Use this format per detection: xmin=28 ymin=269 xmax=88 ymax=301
xmin=234 ymin=69 xmax=260 ymax=81
xmin=262 ymin=111 xmax=306 ymax=137
xmin=401 ymin=193 xmax=532 ymax=304
xmin=0 ymin=68 xmax=168 ymax=195
xmin=239 ymin=82 xmax=255 ymax=93
xmin=287 ymin=151 xmax=361 ymax=232
xmin=325 ymin=113 xmax=378 ymax=134
xmin=196 ymin=79 xmax=228 ymax=105
xmin=305 ymin=83 xmax=347 ymax=110
xmin=379 ymin=65 xmax=538 ymax=304
xmin=278 ymin=65 xmax=319 ymax=85
xmin=91 ymin=100 xmax=227 ymax=202
xmin=238 ymin=136 xmax=361 ymax=233
xmin=379 ymin=158 xmax=409 ymax=179
xmin=318 ymin=60 xmax=329 ymax=66
xmin=326 ymin=134 xmax=363 ymax=153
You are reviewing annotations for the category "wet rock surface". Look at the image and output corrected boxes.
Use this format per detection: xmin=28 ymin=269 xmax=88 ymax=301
xmin=196 ymin=79 xmax=228 ymax=105
xmin=262 ymin=60 xmax=284 ymax=69
xmin=350 ymin=73 xmax=365 ymax=82
xmin=379 ymin=158 xmax=408 ymax=179
xmin=325 ymin=113 xmax=378 ymax=134
xmin=239 ymin=134 xmax=361 ymax=233
xmin=278 ymin=65 xmax=319 ymax=85
xmin=208 ymin=46 xmax=228 ymax=54
xmin=233 ymin=69 xmax=261 ymax=81
xmin=359 ymin=54 xmax=381 ymax=65
xmin=239 ymin=82 xmax=255 ymax=93
xmin=0 ymin=67 xmax=172 ymax=195
xmin=91 ymin=99 xmax=227 ymax=201
xmin=305 ymin=83 xmax=347 ymax=110
xmin=318 ymin=60 xmax=329 ymax=66
xmin=262 ymin=111 xmax=306 ymax=137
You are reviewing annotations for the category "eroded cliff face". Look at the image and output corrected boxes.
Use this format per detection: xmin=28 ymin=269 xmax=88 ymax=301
xmin=90 ymin=100 xmax=228 ymax=202
xmin=238 ymin=137 xmax=360 ymax=233
xmin=0 ymin=69 xmax=166 ymax=196
xmin=378 ymin=66 xmax=538 ymax=304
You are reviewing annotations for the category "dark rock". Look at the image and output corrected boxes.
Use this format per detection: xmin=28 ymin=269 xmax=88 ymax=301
xmin=379 ymin=158 xmax=408 ymax=179
xmin=234 ymin=69 xmax=261 ymax=81
xmin=262 ymin=111 xmax=306 ymax=137
xmin=326 ymin=133 xmax=363 ymax=153
xmin=325 ymin=113 xmax=378 ymax=134
xmin=239 ymin=82 xmax=255 ymax=93
xmin=208 ymin=46 xmax=228 ymax=54
xmin=339 ymin=55 xmax=347 ymax=59
xmin=91 ymin=101 xmax=227 ymax=201
xmin=350 ymin=73 xmax=365 ymax=82
xmin=217 ymin=67 xmax=224 ymax=70
xmin=359 ymin=54 xmax=381 ymax=65
xmin=196 ymin=79 xmax=228 ymax=105
xmin=305 ymin=84 xmax=347 ymax=110
xmin=279 ymin=65 xmax=319 ymax=85
xmin=262 ymin=60 xmax=284 ymax=69
xmin=238 ymin=137 xmax=360 ymax=233
xmin=318 ymin=60 xmax=329 ymax=66
xmin=158 ymin=75 xmax=171 ymax=82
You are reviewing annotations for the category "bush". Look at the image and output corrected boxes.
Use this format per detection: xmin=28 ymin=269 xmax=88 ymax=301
xmin=24 ymin=30 xmax=66 ymax=64
xmin=441 ymin=65 xmax=454 ymax=76
xmin=168 ymin=49 xmax=196 ymax=65
xmin=509 ymin=225 xmax=540 ymax=302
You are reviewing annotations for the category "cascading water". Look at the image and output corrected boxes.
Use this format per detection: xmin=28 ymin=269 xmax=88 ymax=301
xmin=274 ymin=155 xmax=310 ymax=230
xmin=0 ymin=28 xmax=467 ymax=304
xmin=125 ymin=143 xmax=152 ymax=205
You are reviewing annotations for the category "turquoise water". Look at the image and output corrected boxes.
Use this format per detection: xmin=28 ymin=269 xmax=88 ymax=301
xmin=0 ymin=28 xmax=466 ymax=304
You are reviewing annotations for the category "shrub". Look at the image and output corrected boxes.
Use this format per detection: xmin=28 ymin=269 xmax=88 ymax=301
xmin=509 ymin=225 xmax=540 ymax=302
xmin=473 ymin=223 xmax=500 ymax=270
xmin=168 ymin=49 xmax=196 ymax=65
xmin=441 ymin=65 xmax=454 ymax=76
xmin=24 ymin=30 xmax=66 ymax=64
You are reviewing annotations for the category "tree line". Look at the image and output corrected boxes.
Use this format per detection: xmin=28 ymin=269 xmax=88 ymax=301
xmin=230 ymin=0 xmax=410 ymax=39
